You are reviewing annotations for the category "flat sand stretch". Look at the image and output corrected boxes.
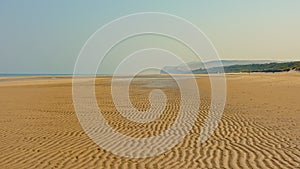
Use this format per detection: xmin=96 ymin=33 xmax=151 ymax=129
xmin=0 ymin=73 xmax=299 ymax=168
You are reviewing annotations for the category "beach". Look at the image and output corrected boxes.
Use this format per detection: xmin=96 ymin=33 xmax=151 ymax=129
xmin=0 ymin=73 xmax=299 ymax=168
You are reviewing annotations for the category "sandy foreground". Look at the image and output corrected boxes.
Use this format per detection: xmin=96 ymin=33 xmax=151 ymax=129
xmin=0 ymin=73 xmax=299 ymax=169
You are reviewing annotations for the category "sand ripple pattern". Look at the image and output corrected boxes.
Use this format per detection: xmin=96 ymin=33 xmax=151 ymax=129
xmin=0 ymin=76 xmax=299 ymax=168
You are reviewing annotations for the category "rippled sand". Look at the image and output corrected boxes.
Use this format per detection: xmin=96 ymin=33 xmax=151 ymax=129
xmin=0 ymin=73 xmax=299 ymax=168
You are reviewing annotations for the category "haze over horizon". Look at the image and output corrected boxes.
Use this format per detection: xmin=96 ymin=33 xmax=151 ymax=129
xmin=1 ymin=1 xmax=300 ymax=74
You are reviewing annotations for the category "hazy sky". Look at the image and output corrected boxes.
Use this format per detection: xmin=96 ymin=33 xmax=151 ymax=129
xmin=0 ymin=1 xmax=299 ymax=74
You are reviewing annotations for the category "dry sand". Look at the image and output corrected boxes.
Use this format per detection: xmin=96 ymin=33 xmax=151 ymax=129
xmin=0 ymin=73 xmax=299 ymax=168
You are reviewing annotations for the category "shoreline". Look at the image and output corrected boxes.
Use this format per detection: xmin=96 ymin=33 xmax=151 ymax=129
xmin=0 ymin=70 xmax=299 ymax=79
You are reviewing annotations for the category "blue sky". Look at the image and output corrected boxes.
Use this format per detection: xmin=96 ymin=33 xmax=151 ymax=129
xmin=0 ymin=1 xmax=299 ymax=74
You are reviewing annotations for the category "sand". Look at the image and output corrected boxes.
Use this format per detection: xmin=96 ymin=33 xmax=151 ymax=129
xmin=0 ymin=73 xmax=299 ymax=168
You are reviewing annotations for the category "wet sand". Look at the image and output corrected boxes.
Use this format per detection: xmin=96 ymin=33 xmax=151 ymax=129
xmin=0 ymin=73 xmax=299 ymax=168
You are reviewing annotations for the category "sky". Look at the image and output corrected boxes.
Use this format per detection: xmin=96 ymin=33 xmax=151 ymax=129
xmin=0 ymin=0 xmax=299 ymax=74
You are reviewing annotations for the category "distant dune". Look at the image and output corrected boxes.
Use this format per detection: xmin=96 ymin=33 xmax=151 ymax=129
xmin=161 ymin=60 xmax=300 ymax=74
xmin=161 ymin=60 xmax=276 ymax=73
